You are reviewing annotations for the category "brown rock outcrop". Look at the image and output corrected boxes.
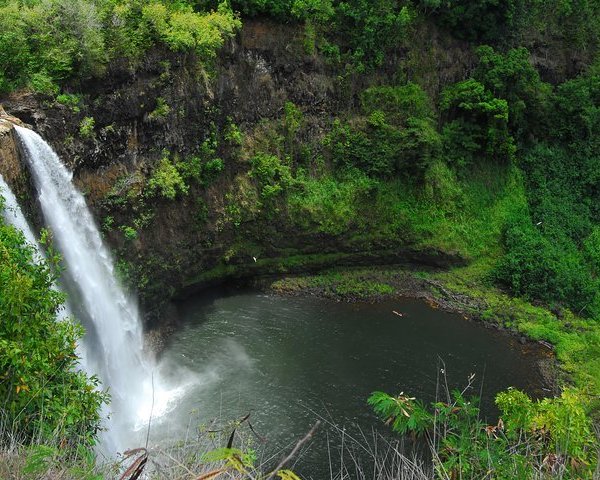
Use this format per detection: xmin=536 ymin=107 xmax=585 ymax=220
xmin=0 ymin=106 xmax=24 ymax=184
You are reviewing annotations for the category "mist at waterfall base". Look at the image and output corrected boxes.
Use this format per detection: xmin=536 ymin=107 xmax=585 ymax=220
xmin=13 ymin=126 xmax=191 ymax=458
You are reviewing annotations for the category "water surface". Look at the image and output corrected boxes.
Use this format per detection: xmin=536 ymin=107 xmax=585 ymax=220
xmin=149 ymin=288 xmax=548 ymax=477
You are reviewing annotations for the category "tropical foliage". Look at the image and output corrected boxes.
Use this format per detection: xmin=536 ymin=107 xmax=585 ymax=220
xmin=0 ymin=0 xmax=240 ymax=94
xmin=3 ymin=0 xmax=600 ymax=476
xmin=369 ymin=385 xmax=597 ymax=478
xmin=0 ymin=201 xmax=106 ymax=447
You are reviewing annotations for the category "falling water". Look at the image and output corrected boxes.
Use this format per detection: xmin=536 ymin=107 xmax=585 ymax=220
xmin=0 ymin=174 xmax=41 ymax=252
xmin=0 ymin=173 xmax=73 ymax=323
xmin=14 ymin=126 xmax=179 ymax=456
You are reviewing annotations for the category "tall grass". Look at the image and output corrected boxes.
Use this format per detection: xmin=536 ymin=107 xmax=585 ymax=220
xmin=0 ymin=409 xmax=105 ymax=480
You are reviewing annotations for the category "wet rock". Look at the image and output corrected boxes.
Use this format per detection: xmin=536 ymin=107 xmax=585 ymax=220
xmin=0 ymin=115 xmax=24 ymax=185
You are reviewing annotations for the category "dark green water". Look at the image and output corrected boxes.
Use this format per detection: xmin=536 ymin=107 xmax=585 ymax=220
xmin=149 ymin=288 xmax=548 ymax=478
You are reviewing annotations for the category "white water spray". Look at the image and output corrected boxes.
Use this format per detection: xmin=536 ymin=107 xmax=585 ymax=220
xmin=14 ymin=126 xmax=180 ymax=455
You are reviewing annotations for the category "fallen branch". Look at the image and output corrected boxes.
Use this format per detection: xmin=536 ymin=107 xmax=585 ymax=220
xmin=265 ymin=421 xmax=320 ymax=480
xmin=119 ymin=448 xmax=148 ymax=480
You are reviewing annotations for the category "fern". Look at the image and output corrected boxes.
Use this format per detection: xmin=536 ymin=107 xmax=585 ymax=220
xmin=368 ymin=391 xmax=400 ymax=418
xmin=368 ymin=391 xmax=433 ymax=436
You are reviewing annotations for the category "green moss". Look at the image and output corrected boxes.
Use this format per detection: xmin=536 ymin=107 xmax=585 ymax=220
xmin=272 ymin=269 xmax=395 ymax=299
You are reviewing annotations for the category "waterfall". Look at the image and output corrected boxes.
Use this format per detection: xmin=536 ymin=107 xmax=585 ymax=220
xmin=13 ymin=126 xmax=174 ymax=456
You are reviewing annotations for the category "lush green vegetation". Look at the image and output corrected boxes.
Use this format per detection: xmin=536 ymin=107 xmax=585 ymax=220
xmin=2 ymin=0 xmax=595 ymax=95
xmin=225 ymin=42 xmax=600 ymax=322
xmin=3 ymin=0 xmax=600 ymax=476
xmin=369 ymin=386 xmax=596 ymax=478
xmin=214 ymin=33 xmax=600 ymax=475
xmin=196 ymin=0 xmax=600 ymax=74
xmin=0 ymin=0 xmax=240 ymax=94
xmin=0 ymin=201 xmax=106 ymax=448
xmin=492 ymin=72 xmax=600 ymax=319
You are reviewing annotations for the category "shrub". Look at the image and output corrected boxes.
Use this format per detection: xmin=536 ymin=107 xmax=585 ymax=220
xmin=0 ymin=0 xmax=107 ymax=94
xmin=147 ymin=96 xmax=171 ymax=121
xmin=521 ymin=143 xmax=593 ymax=245
xmin=176 ymin=139 xmax=224 ymax=186
xmin=56 ymin=93 xmax=82 ymax=112
xmin=0 ymin=218 xmax=106 ymax=447
xmin=119 ymin=225 xmax=138 ymax=241
xmin=283 ymin=101 xmax=303 ymax=156
xmin=326 ymin=94 xmax=439 ymax=179
xmin=79 ymin=116 xmax=95 ymax=138
xmin=147 ymin=154 xmax=189 ymax=200
xmin=474 ymin=46 xmax=551 ymax=139
xmin=440 ymin=78 xmax=515 ymax=168
xmin=494 ymin=217 xmax=599 ymax=316
xmin=496 ymin=388 xmax=596 ymax=464
xmin=223 ymin=119 xmax=243 ymax=146
xmin=361 ymin=83 xmax=434 ymax=127
xmin=0 ymin=2 xmax=30 ymax=93
xmin=0 ymin=0 xmax=241 ymax=95
xmin=421 ymin=0 xmax=525 ymax=42
xmin=331 ymin=0 xmax=414 ymax=71
xmin=203 ymin=157 xmax=225 ymax=179
xmin=291 ymin=0 xmax=334 ymax=21
xmin=325 ymin=120 xmax=395 ymax=177
xmin=101 ymin=215 xmax=114 ymax=232
xmin=28 ymin=71 xmax=59 ymax=95
xmin=324 ymin=83 xmax=440 ymax=178
xmin=369 ymin=384 xmax=597 ymax=479
xmin=249 ymin=152 xmax=293 ymax=201
xmin=143 ymin=2 xmax=241 ymax=60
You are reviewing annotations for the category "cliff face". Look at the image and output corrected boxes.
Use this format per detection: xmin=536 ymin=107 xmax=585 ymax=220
xmin=0 ymin=122 xmax=20 ymax=182
xmin=0 ymin=107 xmax=30 ymax=199
xmin=0 ymin=17 xmax=588 ymax=327
xmin=0 ymin=20 xmax=485 ymax=324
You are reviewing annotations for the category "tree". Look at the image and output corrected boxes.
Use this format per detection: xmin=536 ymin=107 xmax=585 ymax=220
xmin=440 ymin=78 xmax=515 ymax=168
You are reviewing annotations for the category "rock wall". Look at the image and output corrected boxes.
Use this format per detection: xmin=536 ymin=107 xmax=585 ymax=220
xmin=0 ymin=107 xmax=24 ymax=184
xmin=0 ymin=20 xmax=477 ymax=326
